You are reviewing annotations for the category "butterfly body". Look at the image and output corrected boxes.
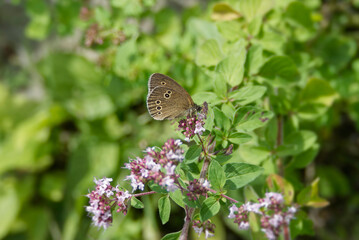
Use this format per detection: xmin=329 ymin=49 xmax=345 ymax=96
xmin=147 ymin=73 xmax=200 ymax=120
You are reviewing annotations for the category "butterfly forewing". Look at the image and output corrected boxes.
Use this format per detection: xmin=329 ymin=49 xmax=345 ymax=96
xmin=148 ymin=73 xmax=189 ymax=94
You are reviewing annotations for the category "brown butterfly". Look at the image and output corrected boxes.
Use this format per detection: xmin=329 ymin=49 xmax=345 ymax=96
xmin=146 ymin=73 xmax=201 ymax=120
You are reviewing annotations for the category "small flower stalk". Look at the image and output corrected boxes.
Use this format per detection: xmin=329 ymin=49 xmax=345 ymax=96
xmin=228 ymin=192 xmax=298 ymax=240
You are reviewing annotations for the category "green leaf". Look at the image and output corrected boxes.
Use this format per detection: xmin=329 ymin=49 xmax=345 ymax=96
xmin=161 ymin=231 xmax=181 ymax=240
xmin=200 ymin=197 xmax=220 ymax=222
xmin=257 ymin=27 xmax=285 ymax=54
xmin=204 ymin=106 xmax=215 ymax=132
xmin=276 ymin=130 xmax=317 ymax=157
xmin=228 ymin=132 xmax=252 ymax=145
xmin=285 ymin=2 xmax=314 ymax=30
xmin=158 ymin=196 xmax=171 ymax=224
xmin=233 ymin=107 xmax=273 ymax=131
xmin=94 ymin=7 xmax=111 ymax=27
xmin=195 ymin=39 xmax=223 ymax=67
xmin=300 ymin=78 xmax=338 ymax=106
xmin=169 ymin=190 xmax=184 ymax=208
xmin=39 ymin=172 xmax=65 ymax=202
xmin=209 ymin=160 xmax=226 ymax=190
xmin=240 ymin=144 xmax=271 ymax=165
xmin=111 ymin=0 xmax=143 ymax=15
xmin=298 ymin=103 xmax=328 ymax=120
xmin=214 ymin=154 xmax=232 ymax=164
xmin=315 ymin=35 xmax=357 ymax=70
xmin=131 ymin=197 xmax=144 ymax=209
xmin=297 ymin=178 xmax=329 ymax=208
xmin=24 ymin=207 xmax=50 ymax=240
xmin=114 ymin=39 xmax=137 ymax=77
xmin=221 ymin=103 xmax=235 ymax=120
xmin=238 ymin=0 xmax=263 ymax=21
xmin=0 ymin=106 xmax=66 ymax=174
xmin=185 ymin=145 xmax=202 ymax=163
xmin=25 ymin=0 xmax=50 ymax=40
xmin=290 ymin=212 xmax=315 ymax=239
xmin=38 ymin=53 xmax=104 ymax=102
xmin=192 ymin=92 xmax=221 ymax=105
xmin=214 ymin=71 xmax=228 ymax=98
xmin=216 ymin=20 xmax=244 ymax=42
xmin=245 ymin=44 xmax=263 ymax=75
xmin=188 ymin=19 xmax=224 ymax=43
xmin=289 ymin=144 xmax=319 ymax=169
xmin=216 ymin=39 xmax=246 ymax=86
xmin=211 ymin=2 xmax=241 ymax=21
xmin=25 ymin=15 xmax=50 ymax=40
xmin=223 ymin=163 xmax=263 ymax=190
xmin=180 ymin=162 xmax=200 ymax=175
xmin=248 ymin=17 xmax=262 ymax=36
xmin=213 ymin=107 xmax=231 ymax=131
xmin=66 ymin=91 xmax=115 ymax=120
xmin=259 ymin=56 xmax=299 ymax=81
xmin=148 ymin=182 xmax=169 ymax=194
xmin=229 ymin=86 xmax=266 ymax=105
xmin=0 ymin=180 xmax=20 ymax=238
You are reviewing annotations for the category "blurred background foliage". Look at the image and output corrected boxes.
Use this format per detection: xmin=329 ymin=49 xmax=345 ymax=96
xmin=0 ymin=0 xmax=359 ymax=239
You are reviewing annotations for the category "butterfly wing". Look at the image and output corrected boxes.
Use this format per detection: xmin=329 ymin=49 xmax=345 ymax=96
xmin=147 ymin=86 xmax=194 ymax=120
xmin=148 ymin=73 xmax=188 ymax=93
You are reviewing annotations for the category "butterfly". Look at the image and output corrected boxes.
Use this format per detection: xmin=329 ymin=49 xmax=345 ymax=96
xmin=146 ymin=73 xmax=201 ymax=120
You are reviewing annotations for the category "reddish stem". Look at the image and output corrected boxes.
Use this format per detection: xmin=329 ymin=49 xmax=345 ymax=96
xmin=132 ymin=191 xmax=156 ymax=198
xmin=207 ymin=188 xmax=238 ymax=203
xmin=283 ymin=223 xmax=291 ymax=240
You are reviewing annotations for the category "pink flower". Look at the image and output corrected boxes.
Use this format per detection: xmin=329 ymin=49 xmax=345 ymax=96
xmin=228 ymin=205 xmax=238 ymax=218
xmin=178 ymin=104 xmax=207 ymax=140
xmin=262 ymin=228 xmax=276 ymax=240
xmin=228 ymin=192 xmax=298 ymax=239
xmin=86 ymin=177 xmax=132 ymax=229
xmin=265 ymin=192 xmax=284 ymax=204
xmin=192 ymin=219 xmax=215 ymax=239
xmin=202 ymin=179 xmax=211 ymax=188
xmin=124 ymin=139 xmax=184 ymax=193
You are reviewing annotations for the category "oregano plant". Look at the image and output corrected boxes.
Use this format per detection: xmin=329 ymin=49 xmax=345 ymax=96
xmin=82 ymin=1 xmax=333 ymax=239
xmin=86 ymin=101 xmax=300 ymax=240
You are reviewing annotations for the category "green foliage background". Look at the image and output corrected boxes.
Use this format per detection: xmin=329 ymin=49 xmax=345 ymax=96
xmin=1 ymin=0 xmax=359 ymax=239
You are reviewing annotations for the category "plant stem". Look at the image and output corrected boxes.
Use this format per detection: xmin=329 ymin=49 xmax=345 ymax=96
xmin=283 ymin=223 xmax=291 ymax=240
xmin=207 ymin=188 xmax=238 ymax=203
xmin=276 ymin=115 xmax=284 ymax=176
xmin=132 ymin=191 xmax=156 ymax=198
xmin=197 ymin=133 xmax=207 ymax=156
xmin=179 ymin=134 xmax=210 ymax=240
xmin=179 ymin=207 xmax=195 ymax=240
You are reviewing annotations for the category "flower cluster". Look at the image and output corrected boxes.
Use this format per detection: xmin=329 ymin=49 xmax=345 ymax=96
xmin=178 ymin=103 xmax=208 ymax=141
xmin=228 ymin=192 xmax=298 ymax=240
xmin=86 ymin=177 xmax=131 ymax=229
xmin=85 ymin=24 xmax=103 ymax=47
xmin=186 ymin=179 xmax=210 ymax=201
xmin=124 ymin=139 xmax=184 ymax=192
xmin=192 ymin=219 xmax=215 ymax=240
